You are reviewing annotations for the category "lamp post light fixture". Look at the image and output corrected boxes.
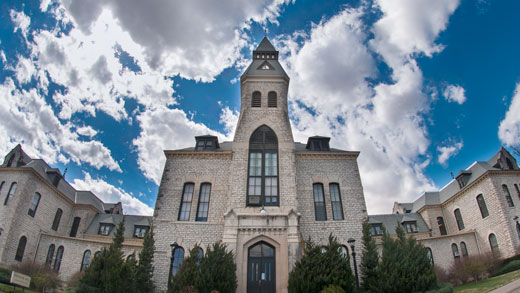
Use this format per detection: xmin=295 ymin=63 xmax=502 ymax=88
xmin=347 ymin=238 xmax=360 ymax=293
xmin=168 ymin=242 xmax=179 ymax=287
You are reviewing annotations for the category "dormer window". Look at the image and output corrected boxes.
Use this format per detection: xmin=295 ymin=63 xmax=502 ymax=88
xmin=370 ymin=224 xmax=383 ymax=236
xmin=98 ymin=223 xmax=113 ymax=235
xmin=306 ymin=136 xmax=330 ymax=151
xmin=403 ymin=221 xmax=418 ymax=233
xmin=195 ymin=135 xmax=219 ymax=151
xmin=134 ymin=226 xmax=149 ymax=238
xmin=455 ymin=171 xmax=471 ymax=189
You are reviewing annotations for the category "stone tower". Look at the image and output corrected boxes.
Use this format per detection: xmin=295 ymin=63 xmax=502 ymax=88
xmin=223 ymin=37 xmax=301 ymax=292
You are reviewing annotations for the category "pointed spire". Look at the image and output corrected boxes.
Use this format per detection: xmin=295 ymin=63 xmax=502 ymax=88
xmin=255 ymin=37 xmax=276 ymax=52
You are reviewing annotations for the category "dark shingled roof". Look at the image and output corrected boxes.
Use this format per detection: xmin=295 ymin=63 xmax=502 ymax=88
xmin=85 ymin=214 xmax=152 ymax=238
xmin=241 ymin=37 xmax=289 ymax=80
xmin=368 ymin=213 xmax=430 ymax=235
xmin=256 ymin=37 xmax=276 ymax=51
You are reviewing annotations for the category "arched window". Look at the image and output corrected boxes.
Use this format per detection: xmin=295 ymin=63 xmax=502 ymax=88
xmin=170 ymin=247 xmax=184 ymax=276
xmin=178 ymin=183 xmax=194 ymax=221
xmin=15 ymin=236 xmax=27 ymax=262
xmin=437 ymin=217 xmax=447 ymax=235
xmin=81 ymin=250 xmax=91 ymax=271
xmin=476 ymin=194 xmax=489 ymax=218
xmin=426 ymin=247 xmax=434 ymax=264
xmin=196 ymin=183 xmax=211 ymax=222
xmin=313 ymin=183 xmax=327 ymax=221
xmin=339 ymin=245 xmax=349 ymax=260
xmin=70 ymin=217 xmax=81 ymax=237
xmin=503 ymin=185 xmax=514 ymax=207
xmin=247 ymin=125 xmax=278 ymax=206
xmin=329 ymin=183 xmax=344 ymax=220
xmin=4 ymin=182 xmax=17 ymax=205
xmin=0 ymin=181 xmax=4 ymax=195
xmin=45 ymin=244 xmax=55 ymax=266
xmin=94 ymin=251 xmax=102 ymax=259
xmin=196 ymin=247 xmax=203 ymax=266
xmin=52 ymin=208 xmax=63 ymax=231
xmin=54 ymin=246 xmax=64 ymax=271
xmin=489 ymin=233 xmax=499 ymax=255
xmin=267 ymin=91 xmax=277 ymax=108
xmin=460 ymin=242 xmax=468 ymax=257
xmin=451 ymin=243 xmax=460 ymax=258
xmin=252 ymin=91 xmax=261 ymax=107
xmin=454 ymin=209 xmax=465 ymax=230
xmin=515 ymin=184 xmax=520 ymax=200
xmin=28 ymin=192 xmax=41 ymax=217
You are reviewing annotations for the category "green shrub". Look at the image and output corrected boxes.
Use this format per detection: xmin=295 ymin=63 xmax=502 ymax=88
xmin=501 ymin=254 xmax=520 ymax=267
xmin=321 ymin=284 xmax=346 ymax=293
xmin=10 ymin=261 xmax=59 ymax=291
xmin=492 ymin=260 xmax=520 ymax=277
xmin=33 ymin=273 xmax=60 ymax=292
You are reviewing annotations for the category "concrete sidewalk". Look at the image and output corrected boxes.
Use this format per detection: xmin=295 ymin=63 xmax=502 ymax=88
xmin=490 ymin=278 xmax=520 ymax=293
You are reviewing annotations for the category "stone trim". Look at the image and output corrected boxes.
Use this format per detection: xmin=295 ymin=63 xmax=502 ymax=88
xmin=42 ymin=233 xmax=144 ymax=248
xmin=164 ymin=151 xmax=232 ymax=158
xmin=295 ymin=152 xmax=359 ymax=159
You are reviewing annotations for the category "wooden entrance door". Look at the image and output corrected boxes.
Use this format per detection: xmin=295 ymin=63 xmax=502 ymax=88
xmin=247 ymin=242 xmax=275 ymax=293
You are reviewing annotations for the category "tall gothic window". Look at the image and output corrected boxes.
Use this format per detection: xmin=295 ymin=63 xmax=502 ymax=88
xmin=329 ymin=183 xmax=344 ymax=220
xmin=171 ymin=247 xmax=184 ymax=276
xmin=196 ymin=183 xmax=211 ymax=221
xmin=252 ymin=91 xmax=261 ymax=107
xmin=45 ymin=244 xmax=55 ymax=266
xmin=27 ymin=192 xmax=41 ymax=217
xmin=247 ymin=125 xmax=278 ymax=206
xmin=454 ymin=209 xmax=465 ymax=230
xmin=503 ymin=185 xmax=514 ymax=207
xmin=81 ymin=250 xmax=91 ymax=271
xmin=476 ymin=194 xmax=489 ymax=218
xmin=178 ymin=183 xmax=194 ymax=221
xmin=54 ymin=246 xmax=64 ymax=271
xmin=451 ymin=243 xmax=460 ymax=258
xmin=460 ymin=241 xmax=468 ymax=257
xmin=313 ymin=183 xmax=327 ymax=221
xmin=4 ymin=182 xmax=17 ymax=205
xmin=489 ymin=233 xmax=499 ymax=255
xmin=268 ymin=91 xmax=277 ymax=108
xmin=15 ymin=236 xmax=27 ymax=262
xmin=426 ymin=247 xmax=434 ymax=265
xmin=70 ymin=217 xmax=81 ymax=237
xmin=52 ymin=208 xmax=63 ymax=231
xmin=515 ymin=184 xmax=520 ymax=200
xmin=437 ymin=217 xmax=447 ymax=235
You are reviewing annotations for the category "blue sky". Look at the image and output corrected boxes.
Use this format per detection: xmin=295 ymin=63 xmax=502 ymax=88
xmin=1 ymin=0 xmax=519 ymax=215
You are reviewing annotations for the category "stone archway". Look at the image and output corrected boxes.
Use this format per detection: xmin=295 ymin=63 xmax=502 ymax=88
xmin=247 ymin=241 xmax=276 ymax=293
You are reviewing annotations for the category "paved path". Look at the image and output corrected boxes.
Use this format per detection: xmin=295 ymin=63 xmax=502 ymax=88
xmin=490 ymin=278 xmax=520 ymax=293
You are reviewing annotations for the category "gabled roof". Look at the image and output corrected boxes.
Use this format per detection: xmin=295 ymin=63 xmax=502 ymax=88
xmin=256 ymin=37 xmax=276 ymax=52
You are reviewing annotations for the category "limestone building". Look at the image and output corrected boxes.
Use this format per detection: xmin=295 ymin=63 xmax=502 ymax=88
xmin=0 ymin=144 xmax=151 ymax=283
xmin=152 ymin=37 xmax=368 ymax=292
xmin=373 ymin=147 xmax=520 ymax=271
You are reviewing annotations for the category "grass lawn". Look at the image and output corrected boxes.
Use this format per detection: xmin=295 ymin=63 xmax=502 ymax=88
xmin=454 ymin=269 xmax=520 ymax=293
xmin=0 ymin=283 xmax=37 ymax=293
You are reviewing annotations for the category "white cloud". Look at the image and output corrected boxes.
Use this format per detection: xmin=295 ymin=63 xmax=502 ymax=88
xmin=0 ymin=78 xmax=121 ymax=172
xmin=443 ymin=84 xmax=466 ymax=104
xmin=76 ymin=125 xmax=98 ymax=137
xmin=276 ymin=0 xmax=460 ymax=213
xmin=499 ymin=82 xmax=520 ymax=147
xmin=437 ymin=140 xmax=463 ymax=166
xmin=72 ymin=172 xmax=153 ymax=216
xmin=61 ymin=0 xmax=293 ymax=82
xmin=132 ymin=106 xmax=235 ymax=185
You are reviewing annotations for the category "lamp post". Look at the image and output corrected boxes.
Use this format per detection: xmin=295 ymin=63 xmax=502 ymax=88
xmin=348 ymin=238 xmax=360 ymax=293
xmin=168 ymin=242 xmax=179 ymax=287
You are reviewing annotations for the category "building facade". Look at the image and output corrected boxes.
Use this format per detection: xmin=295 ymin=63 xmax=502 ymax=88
xmin=0 ymin=144 xmax=151 ymax=283
xmin=378 ymin=147 xmax=520 ymax=271
xmin=152 ymin=37 xmax=368 ymax=292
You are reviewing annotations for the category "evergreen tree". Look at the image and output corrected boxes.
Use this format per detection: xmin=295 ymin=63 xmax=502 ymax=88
xmin=195 ymin=242 xmax=237 ymax=293
xmin=169 ymin=244 xmax=201 ymax=293
xmin=79 ymin=219 xmax=134 ymax=293
xmin=360 ymin=220 xmax=380 ymax=293
xmin=136 ymin=227 xmax=155 ymax=293
xmin=377 ymin=224 xmax=436 ymax=293
xmin=288 ymin=235 xmax=354 ymax=293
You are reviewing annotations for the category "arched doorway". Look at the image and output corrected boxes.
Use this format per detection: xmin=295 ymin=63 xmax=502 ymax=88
xmin=247 ymin=241 xmax=275 ymax=293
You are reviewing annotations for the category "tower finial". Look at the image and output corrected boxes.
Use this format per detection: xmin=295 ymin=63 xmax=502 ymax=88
xmin=264 ymin=26 xmax=268 ymax=37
